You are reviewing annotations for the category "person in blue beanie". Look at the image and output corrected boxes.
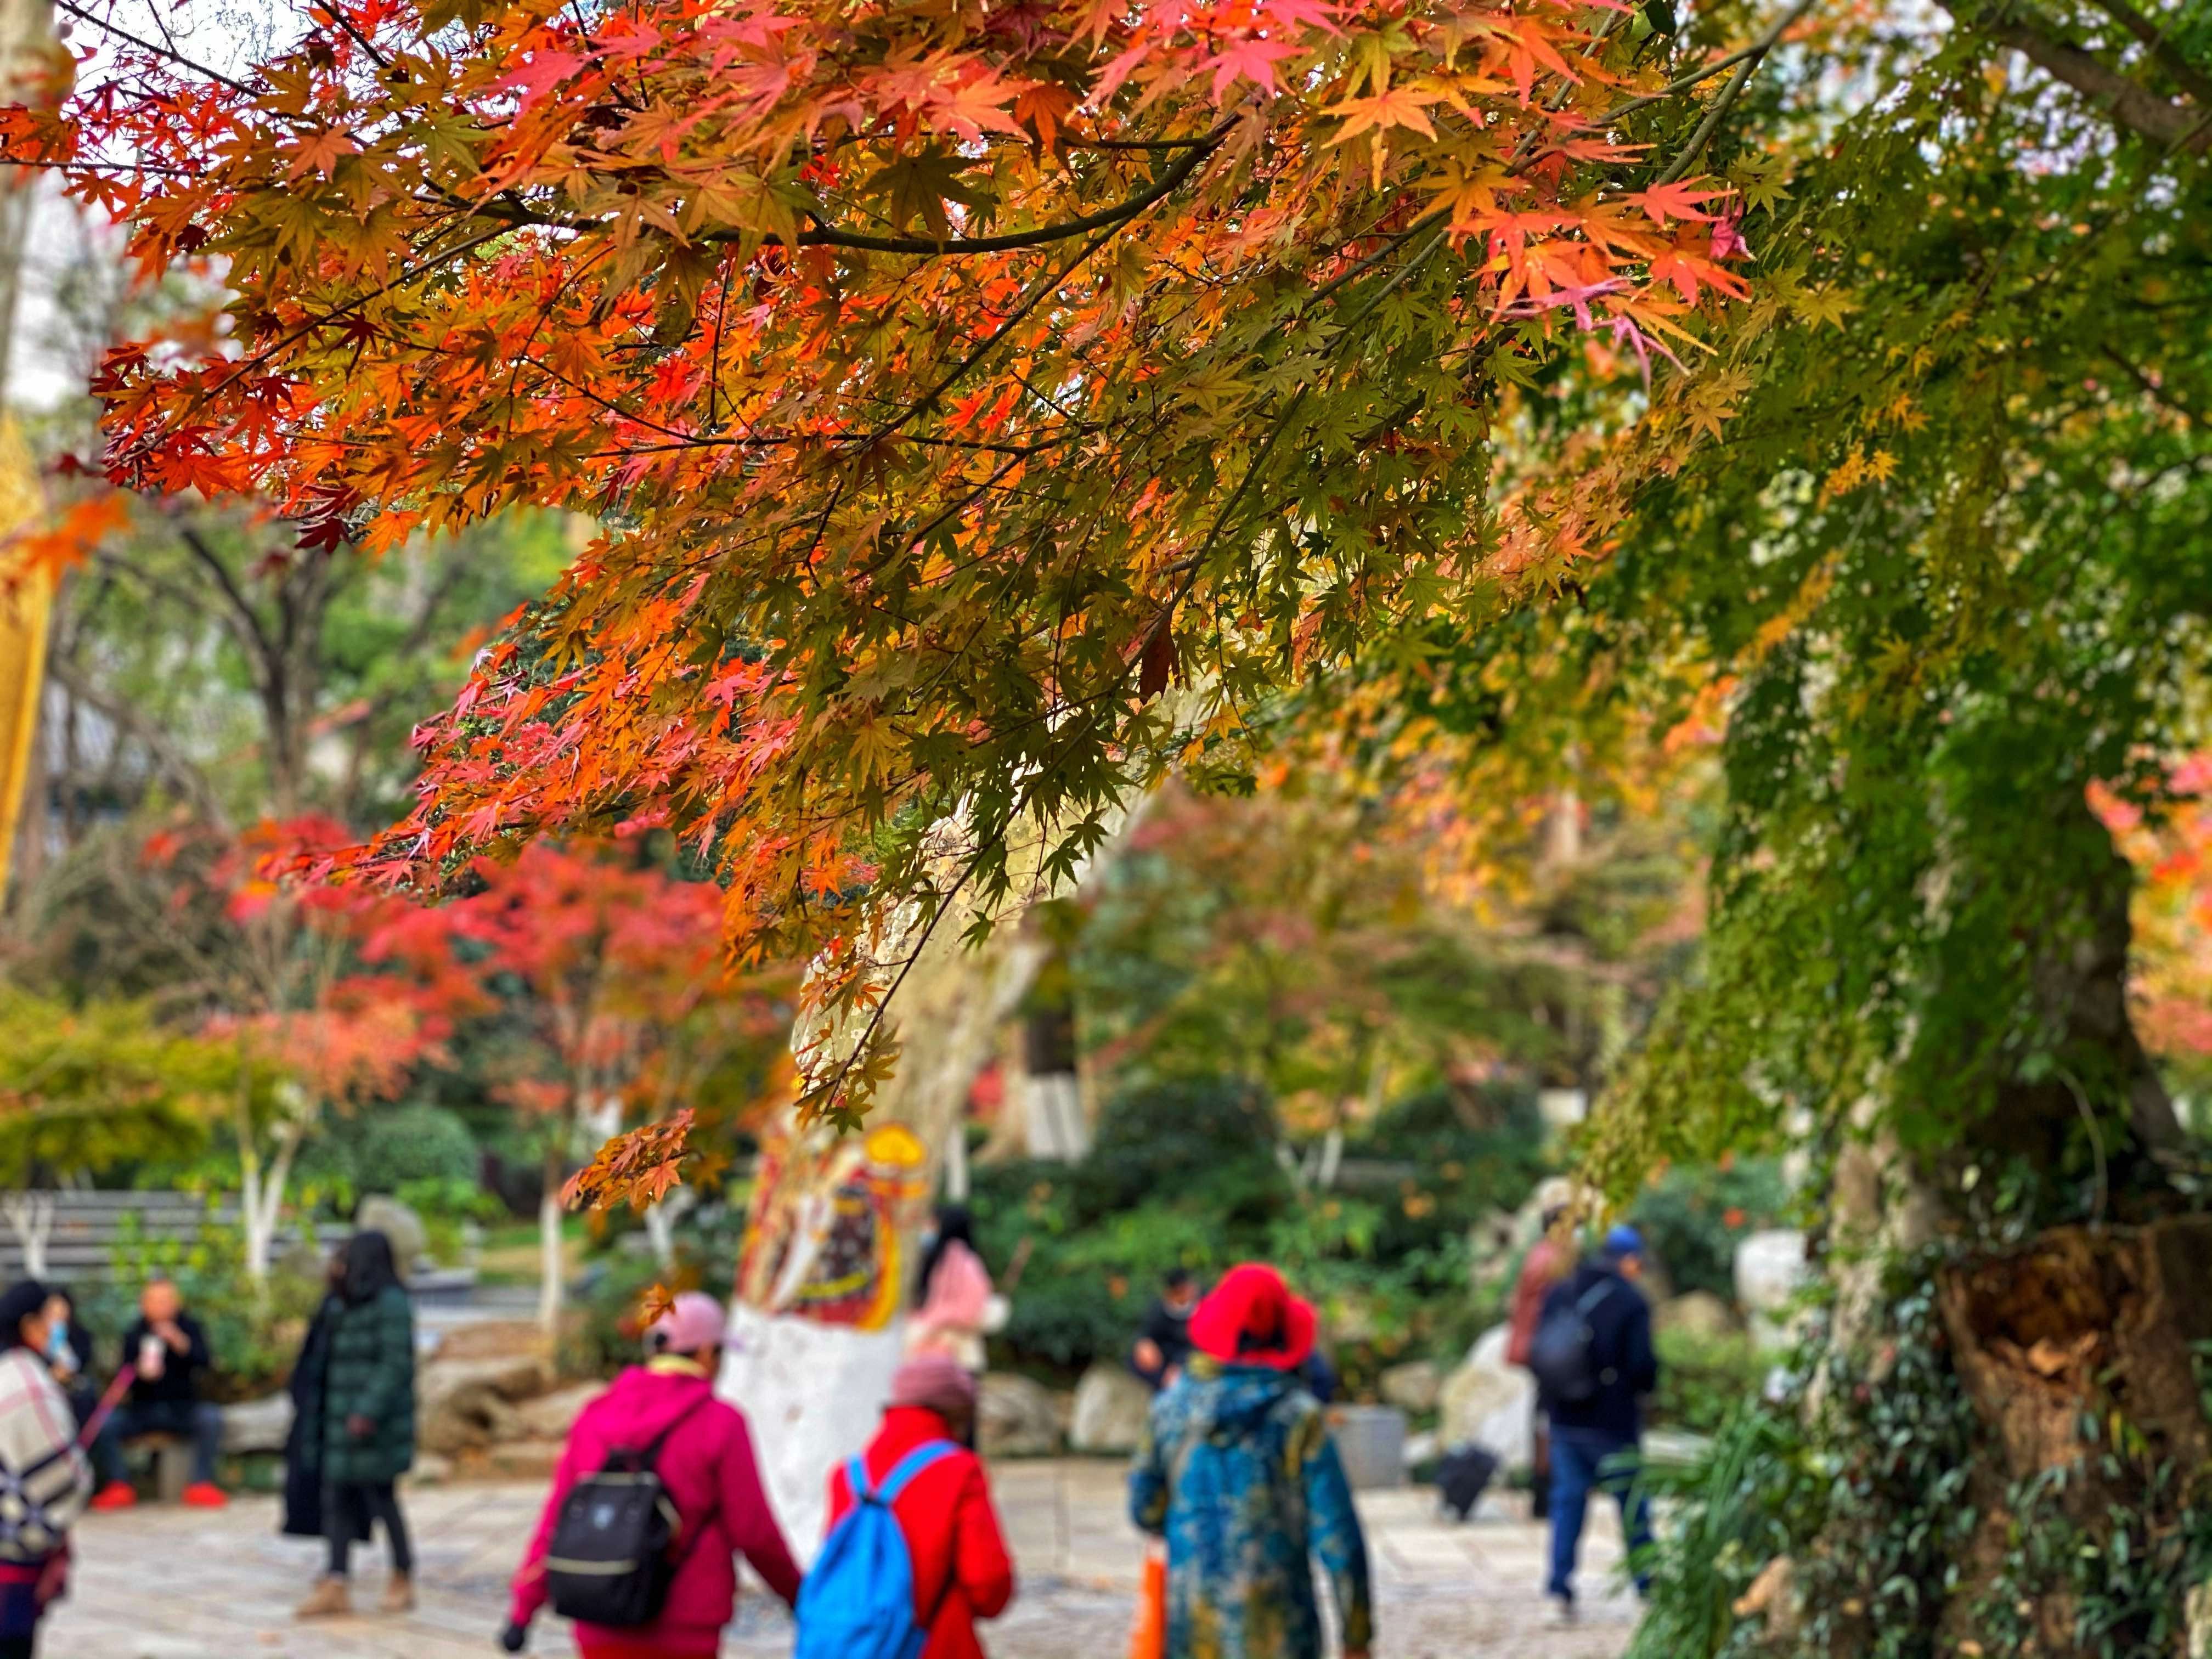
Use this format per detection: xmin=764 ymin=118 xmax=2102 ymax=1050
xmin=1535 ymin=1223 xmax=1658 ymax=1626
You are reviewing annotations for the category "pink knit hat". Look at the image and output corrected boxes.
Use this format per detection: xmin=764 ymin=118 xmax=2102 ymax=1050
xmin=887 ymin=1353 xmax=977 ymax=1418
xmin=648 ymin=1291 xmax=728 ymax=1356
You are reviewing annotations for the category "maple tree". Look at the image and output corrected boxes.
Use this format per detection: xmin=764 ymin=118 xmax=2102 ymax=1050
xmin=134 ymin=812 xmax=479 ymax=1280
xmin=5 ymin=0 xmax=1795 ymax=1136
xmin=440 ymin=840 xmax=783 ymax=1325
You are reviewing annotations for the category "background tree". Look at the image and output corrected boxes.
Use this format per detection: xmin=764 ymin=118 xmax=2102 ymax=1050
xmin=0 ymin=986 xmax=230 ymax=1273
xmin=447 ymin=842 xmax=757 ymax=1329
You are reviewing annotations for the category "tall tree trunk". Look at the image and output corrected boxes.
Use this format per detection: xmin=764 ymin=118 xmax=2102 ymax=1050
xmin=1796 ymin=796 xmax=2204 ymax=1655
xmin=538 ymin=1138 xmax=566 ymax=1334
xmin=724 ymin=785 xmax=1153 ymax=1549
xmin=1 ymin=1192 xmax=52 ymax=1279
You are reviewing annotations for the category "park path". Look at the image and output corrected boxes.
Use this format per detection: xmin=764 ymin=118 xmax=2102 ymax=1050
xmin=48 ymin=1462 xmax=1640 ymax=1659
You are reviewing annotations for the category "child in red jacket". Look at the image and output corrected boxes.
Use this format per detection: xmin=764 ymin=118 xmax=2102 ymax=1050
xmin=823 ymin=1355 xmax=1015 ymax=1659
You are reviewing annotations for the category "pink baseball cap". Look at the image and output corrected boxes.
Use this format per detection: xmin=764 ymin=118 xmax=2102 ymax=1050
xmin=648 ymin=1291 xmax=728 ymax=1356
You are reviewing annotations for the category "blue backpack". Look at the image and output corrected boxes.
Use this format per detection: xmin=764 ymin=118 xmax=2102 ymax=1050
xmin=794 ymin=1440 xmax=960 ymax=1659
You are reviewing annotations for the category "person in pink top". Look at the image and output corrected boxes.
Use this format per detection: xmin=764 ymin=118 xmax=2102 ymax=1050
xmin=501 ymin=1294 xmax=802 ymax=1659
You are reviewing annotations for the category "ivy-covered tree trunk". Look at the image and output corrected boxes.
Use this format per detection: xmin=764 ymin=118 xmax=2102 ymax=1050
xmin=1795 ymin=802 xmax=2210 ymax=1657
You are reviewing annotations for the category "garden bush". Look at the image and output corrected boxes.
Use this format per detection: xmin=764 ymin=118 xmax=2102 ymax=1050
xmin=83 ymin=1208 xmax=325 ymax=1401
xmin=1649 ymin=1326 xmax=1772 ymax=1437
xmin=1630 ymin=1156 xmax=1791 ymax=1302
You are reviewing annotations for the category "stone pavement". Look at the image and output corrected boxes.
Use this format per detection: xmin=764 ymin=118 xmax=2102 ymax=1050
xmin=49 ymin=1463 xmax=1640 ymax=1659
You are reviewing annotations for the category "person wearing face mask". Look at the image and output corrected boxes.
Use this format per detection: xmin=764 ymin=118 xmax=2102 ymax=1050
xmin=1130 ymin=1269 xmax=1200 ymax=1392
xmin=34 ymin=1293 xmax=94 ymax=1445
xmin=0 ymin=1279 xmax=95 ymax=1658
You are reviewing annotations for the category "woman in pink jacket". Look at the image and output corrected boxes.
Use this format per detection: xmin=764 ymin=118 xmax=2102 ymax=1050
xmin=502 ymin=1294 xmax=801 ymax=1659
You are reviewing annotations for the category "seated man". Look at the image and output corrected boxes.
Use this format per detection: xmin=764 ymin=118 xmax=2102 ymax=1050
xmin=90 ymin=1278 xmax=228 ymax=1509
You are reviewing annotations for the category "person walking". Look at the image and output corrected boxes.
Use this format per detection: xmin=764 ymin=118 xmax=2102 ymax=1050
xmin=809 ymin=1354 xmax=1015 ymax=1659
xmin=1506 ymin=1203 xmax=1575 ymax=1521
xmin=1536 ymin=1223 xmax=1658 ymax=1626
xmin=280 ymin=1248 xmax=351 ymax=1546
xmin=0 ymin=1280 xmax=94 ymax=1659
xmin=503 ymin=1292 xmax=802 ymax=1658
xmin=1129 ymin=1263 xmax=1372 ymax=1659
xmin=296 ymin=1232 xmax=417 ymax=1618
xmin=908 ymin=1204 xmax=1007 ymax=1375
xmin=88 ymin=1277 xmax=227 ymax=1509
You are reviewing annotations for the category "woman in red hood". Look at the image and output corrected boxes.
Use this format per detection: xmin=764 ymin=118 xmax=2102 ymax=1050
xmin=502 ymin=1294 xmax=801 ymax=1658
xmin=1128 ymin=1264 xmax=1373 ymax=1659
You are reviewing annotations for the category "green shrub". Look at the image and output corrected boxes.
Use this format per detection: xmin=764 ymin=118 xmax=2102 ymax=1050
xmin=354 ymin=1103 xmax=481 ymax=1193
xmin=1650 ymin=1326 xmax=1771 ymax=1437
xmin=969 ymin=1077 xmax=1517 ymax=1386
xmin=1630 ymin=1157 xmax=1790 ymax=1302
xmin=84 ymin=1207 xmax=325 ymax=1401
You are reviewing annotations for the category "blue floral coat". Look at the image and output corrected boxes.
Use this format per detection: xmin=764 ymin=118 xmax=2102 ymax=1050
xmin=1130 ymin=1361 xmax=1374 ymax=1659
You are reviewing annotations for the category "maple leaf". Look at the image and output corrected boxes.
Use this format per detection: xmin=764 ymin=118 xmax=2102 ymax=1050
xmin=861 ymin=146 xmax=998 ymax=241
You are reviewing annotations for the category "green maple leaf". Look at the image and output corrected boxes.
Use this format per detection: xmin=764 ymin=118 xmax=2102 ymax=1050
xmin=860 ymin=146 xmax=998 ymax=242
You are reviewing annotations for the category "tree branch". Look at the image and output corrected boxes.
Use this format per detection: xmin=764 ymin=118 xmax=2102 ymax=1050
xmin=43 ymin=658 xmax=229 ymax=828
xmin=1948 ymin=1 xmax=2212 ymax=153
xmin=2081 ymin=0 xmax=2212 ymax=109
xmin=176 ymin=528 xmax=278 ymax=673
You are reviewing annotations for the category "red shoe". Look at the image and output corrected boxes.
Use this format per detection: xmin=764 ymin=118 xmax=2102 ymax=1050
xmin=180 ymin=1482 xmax=228 ymax=1509
xmin=89 ymin=1480 xmax=138 ymax=1512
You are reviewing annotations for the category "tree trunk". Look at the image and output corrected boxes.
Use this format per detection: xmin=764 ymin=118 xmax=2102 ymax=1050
xmin=539 ymin=1139 xmax=566 ymax=1334
xmin=723 ymin=783 xmax=1153 ymax=1550
xmin=240 ymin=1117 xmax=302 ymax=1289
xmin=1 ymin=1193 xmax=52 ymax=1279
xmin=1796 ymin=798 xmax=2205 ymax=1655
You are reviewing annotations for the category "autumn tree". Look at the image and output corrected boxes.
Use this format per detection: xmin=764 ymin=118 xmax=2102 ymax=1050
xmin=444 ymin=842 xmax=763 ymax=1328
xmin=3 ymin=0 xmax=1791 ymax=1136
xmin=0 ymin=986 xmax=232 ymax=1274
xmin=122 ymin=814 xmax=477 ymax=1281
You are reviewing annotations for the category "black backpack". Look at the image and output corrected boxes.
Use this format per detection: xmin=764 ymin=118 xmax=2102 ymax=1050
xmin=1526 ymin=1278 xmax=1621 ymax=1406
xmin=1436 ymin=1442 xmax=1499 ymax=1522
xmin=544 ymin=1396 xmax=714 ymax=1627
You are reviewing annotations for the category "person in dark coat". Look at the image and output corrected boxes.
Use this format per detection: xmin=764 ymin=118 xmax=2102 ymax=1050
xmin=280 ymin=1249 xmax=360 ymax=1543
xmin=296 ymin=1232 xmax=416 ymax=1620
xmin=1129 ymin=1269 xmax=1199 ymax=1392
xmin=1537 ymin=1224 xmax=1658 ymax=1626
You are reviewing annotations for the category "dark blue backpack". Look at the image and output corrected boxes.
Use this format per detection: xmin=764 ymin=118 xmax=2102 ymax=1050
xmin=794 ymin=1440 xmax=960 ymax=1659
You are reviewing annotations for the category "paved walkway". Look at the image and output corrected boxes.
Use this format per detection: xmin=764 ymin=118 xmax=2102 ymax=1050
xmin=49 ymin=1464 xmax=1640 ymax=1658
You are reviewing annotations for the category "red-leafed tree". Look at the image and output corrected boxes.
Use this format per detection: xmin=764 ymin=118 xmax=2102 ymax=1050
xmin=140 ymin=815 xmax=483 ymax=1282
xmin=445 ymin=842 xmax=786 ymax=1328
xmin=6 ymin=0 xmax=1790 ymax=1164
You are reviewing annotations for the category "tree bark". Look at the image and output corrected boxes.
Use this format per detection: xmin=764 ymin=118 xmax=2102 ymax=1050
xmin=539 ymin=1139 xmax=567 ymax=1334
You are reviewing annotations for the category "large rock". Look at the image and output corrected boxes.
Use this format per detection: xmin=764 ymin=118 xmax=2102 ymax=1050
xmin=1654 ymin=1290 xmax=1740 ymax=1344
xmin=355 ymin=1194 xmax=429 ymax=1274
xmin=518 ymin=1381 xmax=603 ymax=1441
xmin=418 ymin=1353 xmax=554 ymax=1454
xmin=1068 ymin=1363 xmax=1153 ymax=1454
xmin=1437 ymin=1324 xmax=1536 ymax=1471
xmin=1378 ymin=1360 xmax=1441 ymax=1415
xmin=1735 ymin=1229 xmax=1812 ymax=1345
xmin=221 ymin=1393 xmax=295 ymax=1455
xmin=2190 ymin=1575 xmax=2212 ymax=1659
xmin=979 ymin=1373 xmax=1065 ymax=1459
